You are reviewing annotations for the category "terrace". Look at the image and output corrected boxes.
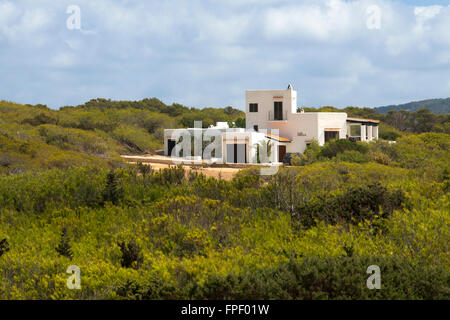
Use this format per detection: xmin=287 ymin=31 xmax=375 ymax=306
xmin=346 ymin=117 xmax=380 ymax=141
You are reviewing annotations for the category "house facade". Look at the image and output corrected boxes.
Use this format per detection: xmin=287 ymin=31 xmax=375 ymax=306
xmin=164 ymin=86 xmax=379 ymax=164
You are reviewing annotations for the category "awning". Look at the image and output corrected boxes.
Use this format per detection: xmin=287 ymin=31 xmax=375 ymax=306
xmin=265 ymin=133 xmax=292 ymax=143
xmin=324 ymin=128 xmax=341 ymax=131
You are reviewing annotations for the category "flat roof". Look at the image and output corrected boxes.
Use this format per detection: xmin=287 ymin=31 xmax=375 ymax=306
xmin=347 ymin=117 xmax=380 ymax=124
xmin=246 ymin=89 xmax=292 ymax=93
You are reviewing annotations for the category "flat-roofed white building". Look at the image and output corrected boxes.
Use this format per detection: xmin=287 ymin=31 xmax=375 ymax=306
xmin=164 ymin=85 xmax=379 ymax=164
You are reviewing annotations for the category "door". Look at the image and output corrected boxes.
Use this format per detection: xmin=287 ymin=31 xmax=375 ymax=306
xmin=227 ymin=144 xmax=247 ymax=163
xmin=167 ymin=139 xmax=176 ymax=156
xmin=278 ymin=145 xmax=286 ymax=163
xmin=274 ymin=101 xmax=283 ymax=120
xmin=324 ymin=131 xmax=339 ymax=143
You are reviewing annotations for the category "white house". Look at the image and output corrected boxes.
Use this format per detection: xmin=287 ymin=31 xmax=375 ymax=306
xmin=164 ymin=85 xmax=379 ymax=164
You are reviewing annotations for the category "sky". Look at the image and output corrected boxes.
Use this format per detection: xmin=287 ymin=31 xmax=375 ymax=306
xmin=0 ymin=0 xmax=449 ymax=110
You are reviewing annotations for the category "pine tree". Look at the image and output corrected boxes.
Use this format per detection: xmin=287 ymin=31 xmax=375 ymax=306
xmin=118 ymin=239 xmax=143 ymax=269
xmin=56 ymin=227 xmax=73 ymax=259
xmin=103 ymin=170 xmax=121 ymax=205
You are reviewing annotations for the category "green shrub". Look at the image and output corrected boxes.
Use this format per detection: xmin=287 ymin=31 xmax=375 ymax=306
xmin=103 ymin=170 xmax=123 ymax=205
xmin=55 ymin=227 xmax=73 ymax=259
xmin=0 ymin=238 xmax=9 ymax=257
xmin=321 ymin=139 xmax=368 ymax=158
xmin=118 ymin=239 xmax=143 ymax=269
xmin=117 ymin=276 xmax=179 ymax=300
xmin=186 ymin=256 xmax=449 ymax=300
xmin=379 ymin=123 xmax=402 ymax=141
xmin=368 ymin=151 xmax=392 ymax=165
xmin=391 ymin=133 xmax=450 ymax=171
xmin=151 ymin=165 xmax=185 ymax=186
xmin=335 ymin=150 xmax=370 ymax=163
xmin=295 ymin=182 xmax=407 ymax=228
xmin=293 ymin=140 xmax=322 ymax=165
xmin=22 ymin=113 xmax=58 ymax=126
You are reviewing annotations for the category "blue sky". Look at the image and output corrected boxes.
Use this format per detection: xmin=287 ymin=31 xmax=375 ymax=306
xmin=0 ymin=0 xmax=449 ymax=110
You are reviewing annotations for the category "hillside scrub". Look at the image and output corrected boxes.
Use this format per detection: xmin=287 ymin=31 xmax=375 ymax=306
xmin=0 ymin=143 xmax=448 ymax=299
xmin=0 ymin=99 xmax=244 ymax=162
xmin=0 ymin=99 xmax=448 ymax=299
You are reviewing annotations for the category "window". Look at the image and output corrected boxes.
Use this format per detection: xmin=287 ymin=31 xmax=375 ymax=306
xmin=274 ymin=101 xmax=283 ymax=120
xmin=350 ymin=126 xmax=361 ymax=137
xmin=249 ymin=103 xmax=258 ymax=112
xmin=253 ymin=125 xmax=258 ymax=132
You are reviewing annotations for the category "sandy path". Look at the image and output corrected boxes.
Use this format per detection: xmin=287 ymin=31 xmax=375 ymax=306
xmin=123 ymin=156 xmax=241 ymax=180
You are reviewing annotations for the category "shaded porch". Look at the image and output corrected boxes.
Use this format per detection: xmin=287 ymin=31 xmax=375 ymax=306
xmin=346 ymin=117 xmax=380 ymax=142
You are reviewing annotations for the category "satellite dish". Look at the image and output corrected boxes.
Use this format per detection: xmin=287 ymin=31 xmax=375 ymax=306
xmin=287 ymin=84 xmax=293 ymax=90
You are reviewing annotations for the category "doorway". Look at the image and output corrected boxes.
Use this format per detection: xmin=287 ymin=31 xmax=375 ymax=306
xmin=278 ymin=145 xmax=286 ymax=163
xmin=324 ymin=131 xmax=339 ymax=143
xmin=226 ymin=144 xmax=247 ymax=163
xmin=274 ymin=101 xmax=283 ymax=120
xmin=167 ymin=139 xmax=176 ymax=156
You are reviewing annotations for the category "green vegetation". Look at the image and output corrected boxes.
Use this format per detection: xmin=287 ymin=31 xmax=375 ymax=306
xmin=375 ymin=98 xmax=450 ymax=115
xmin=0 ymin=131 xmax=448 ymax=299
xmin=55 ymin=227 xmax=73 ymax=260
xmin=0 ymin=99 xmax=244 ymax=173
xmin=0 ymin=98 xmax=448 ymax=299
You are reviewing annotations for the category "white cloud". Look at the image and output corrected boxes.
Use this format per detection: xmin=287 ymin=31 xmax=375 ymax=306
xmin=195 ymin=15 xmax=251 ymax=44
xmin=263 ymin=1 xmax=359 ymax=42
xmin=414 ymin=5 xmax=442 ymax=22
xmin=414 ymin=5 xmax=443 ymax=40
xmin=0 ymin=3 xmax=51 ymax=38
xmin=50 ymin=52 xmax=77 ymax=68
xmin=0 ymin=0 xmax=449 ymax=109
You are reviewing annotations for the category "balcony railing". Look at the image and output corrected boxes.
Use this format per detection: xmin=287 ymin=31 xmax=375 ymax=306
xmin=268 ymin=111 xmax=287 ymax=121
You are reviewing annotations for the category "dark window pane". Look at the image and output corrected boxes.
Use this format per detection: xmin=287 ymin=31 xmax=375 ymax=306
xmin=249 ymin=103 xmax=258 ymax=112
xmin=274 ymin=102 xmax=283 ymax=120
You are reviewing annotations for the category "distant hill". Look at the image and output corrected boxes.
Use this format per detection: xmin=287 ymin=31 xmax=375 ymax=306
xmin=375 ymin=98 xmax=450 ymax=114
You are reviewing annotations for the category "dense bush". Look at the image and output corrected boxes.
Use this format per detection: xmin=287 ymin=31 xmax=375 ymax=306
xmin=335 ymin=150 xmax=370 ymax=163
xmin=378 ymin=123 xmax=403 ymax=141
xmin=185 ymin=256 xmax=449 ymax=300
xmin=390 ymin=133 xmax=450 ymax=170
xmin=320 ymin=139 xmax=369 ymax=158
xmin=118 ymin=239 xmax=143 ymax=269
xmin=291 ymin=140 xmax=322 ymax=166
xmin=0 ymin=162 xmax=447 ymax=299
xmin=295 ymin=182 xmax=407 ymax=229
xmin=113 ymin=255 xmax=449 ymax=300
xmin=0 ymin=238 xmax=9 ymax=257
